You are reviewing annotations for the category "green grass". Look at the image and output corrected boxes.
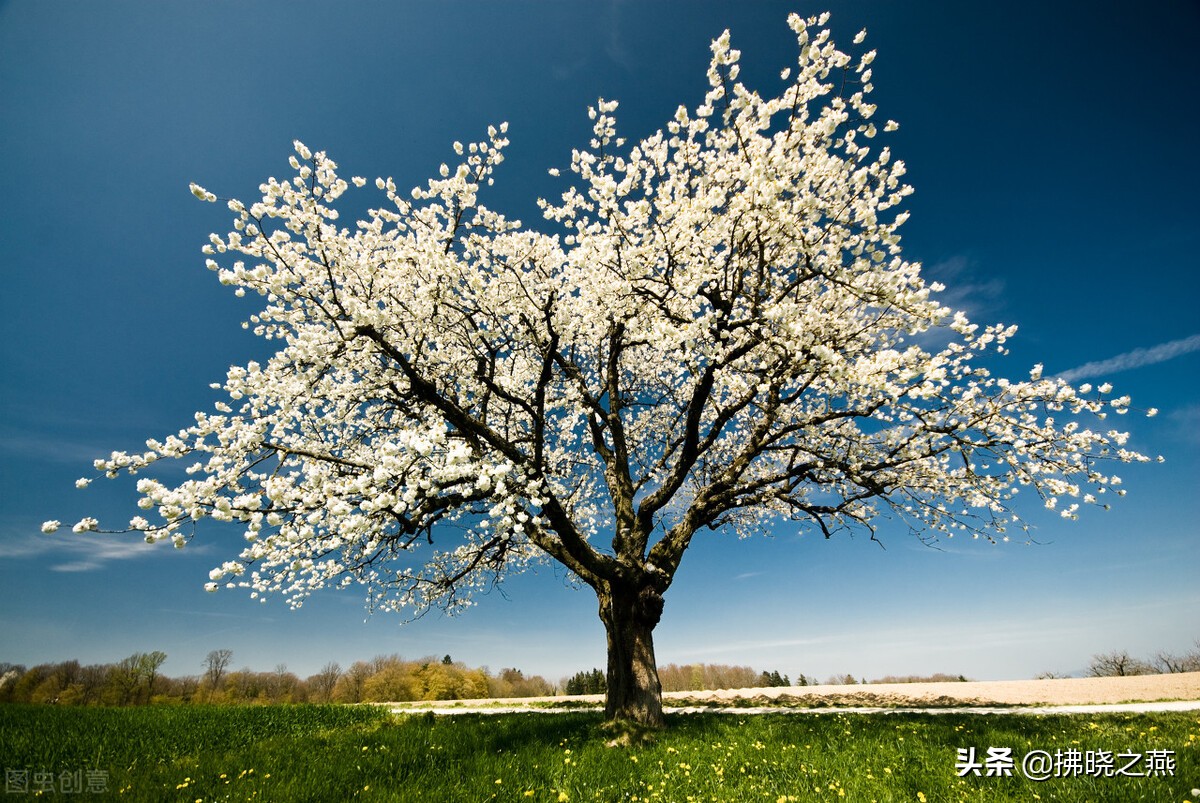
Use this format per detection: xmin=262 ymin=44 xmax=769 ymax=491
xmin=1 ymin=705 xmax=1196 ymax=801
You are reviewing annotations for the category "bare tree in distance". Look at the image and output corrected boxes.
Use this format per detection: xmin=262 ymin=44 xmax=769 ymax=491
xmin=48 ymin=12 xmax=1156 ymax=727
xmin=307 ymin=661 xmax=343 ymax=702
xmin=140 ymin=651 xmax=167 ymax=703
xmin=203 ymin=649 xmax=233 ymax=691
xmin=1153 ymin=642 xmax=1200 ymax=674
xmin=1088 ymin=650 xmax=1153 ymax=678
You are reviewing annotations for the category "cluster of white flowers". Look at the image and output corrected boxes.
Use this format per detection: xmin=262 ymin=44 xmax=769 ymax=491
xmin=55 ymin=13 xmax=1154 ymax=615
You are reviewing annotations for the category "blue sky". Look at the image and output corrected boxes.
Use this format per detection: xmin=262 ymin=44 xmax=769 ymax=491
xmin=2 ymin=0 xmax=1197 ymax=685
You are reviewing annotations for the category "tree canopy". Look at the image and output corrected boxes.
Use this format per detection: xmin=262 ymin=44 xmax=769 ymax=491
xmin=48 ymin=12 xmax=1154 ymax=725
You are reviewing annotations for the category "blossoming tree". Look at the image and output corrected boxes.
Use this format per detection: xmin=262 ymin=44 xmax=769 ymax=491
xmin=49 ymin=13 xmax=1153 ymax=726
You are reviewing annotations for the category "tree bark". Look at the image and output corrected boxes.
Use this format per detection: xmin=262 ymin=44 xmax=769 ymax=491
xmin=597 ymin=581 xmax=666 ymax=727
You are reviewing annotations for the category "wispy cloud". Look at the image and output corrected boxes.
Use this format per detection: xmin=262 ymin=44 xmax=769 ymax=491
xmin=0 ymin=432 xmax=112 ymax=464
xmin=907 ymin=255 xmax=1006 ymax=351
xmin=924 ymin=255 xmax=1006 ymax=318
xmin=0 ymin=532 xmax=200 ymax=572
xmin=1055 ymin=334 xmax=1200 ymax=382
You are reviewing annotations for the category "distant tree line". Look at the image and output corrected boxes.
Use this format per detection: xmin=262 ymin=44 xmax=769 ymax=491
xmin=0 ymin=653 xmax=806 ymax=706
xmin=0 ymin=651 xmax=555 ymax=706
xmin=16 ymin=648 xmax=1097 ymax=706
xmin=0 ymin=652 xmax=172 ymax=706
xmin=656 ymin=664 xmax=795 ymax=693
xmin=659 ymin=663 xmax=768 ymax=692
xmin=327 ymin=655 xmax=556 ymax=703
xmin=546 ymin=664 xmax=806 ymax=696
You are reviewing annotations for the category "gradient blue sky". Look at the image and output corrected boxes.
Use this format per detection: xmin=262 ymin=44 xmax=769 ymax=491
xmin=2 ymin=0 xmax=1197 ymax=685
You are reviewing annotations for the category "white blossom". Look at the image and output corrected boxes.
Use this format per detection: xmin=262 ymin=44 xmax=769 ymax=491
xmin=189 ymin=183 xmax=216 ymax=202
xmin=72 ymin=517 xmax=98 ymax=534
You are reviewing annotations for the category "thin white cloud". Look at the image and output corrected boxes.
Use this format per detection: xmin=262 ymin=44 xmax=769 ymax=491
xmin=1056 ymin=333 xmax=1200 ymax=383
xmin=0 ymin=432 xmax=112 ymax=464
xmin=924 ymin=255 xmax=1006 ymax=317
xmin=906 ymin=255 xmax=1007 ymax=352
xmin=0 ymin=531 xmax=198 ymax=572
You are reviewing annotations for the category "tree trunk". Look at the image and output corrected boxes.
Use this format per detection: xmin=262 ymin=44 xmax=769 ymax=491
xmin=598 ymin=581 xmax=665 ymax=727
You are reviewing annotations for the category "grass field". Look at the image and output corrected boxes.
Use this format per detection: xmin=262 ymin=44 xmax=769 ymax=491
xmin=0 ymin=704 xmax=1196 ymax=801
